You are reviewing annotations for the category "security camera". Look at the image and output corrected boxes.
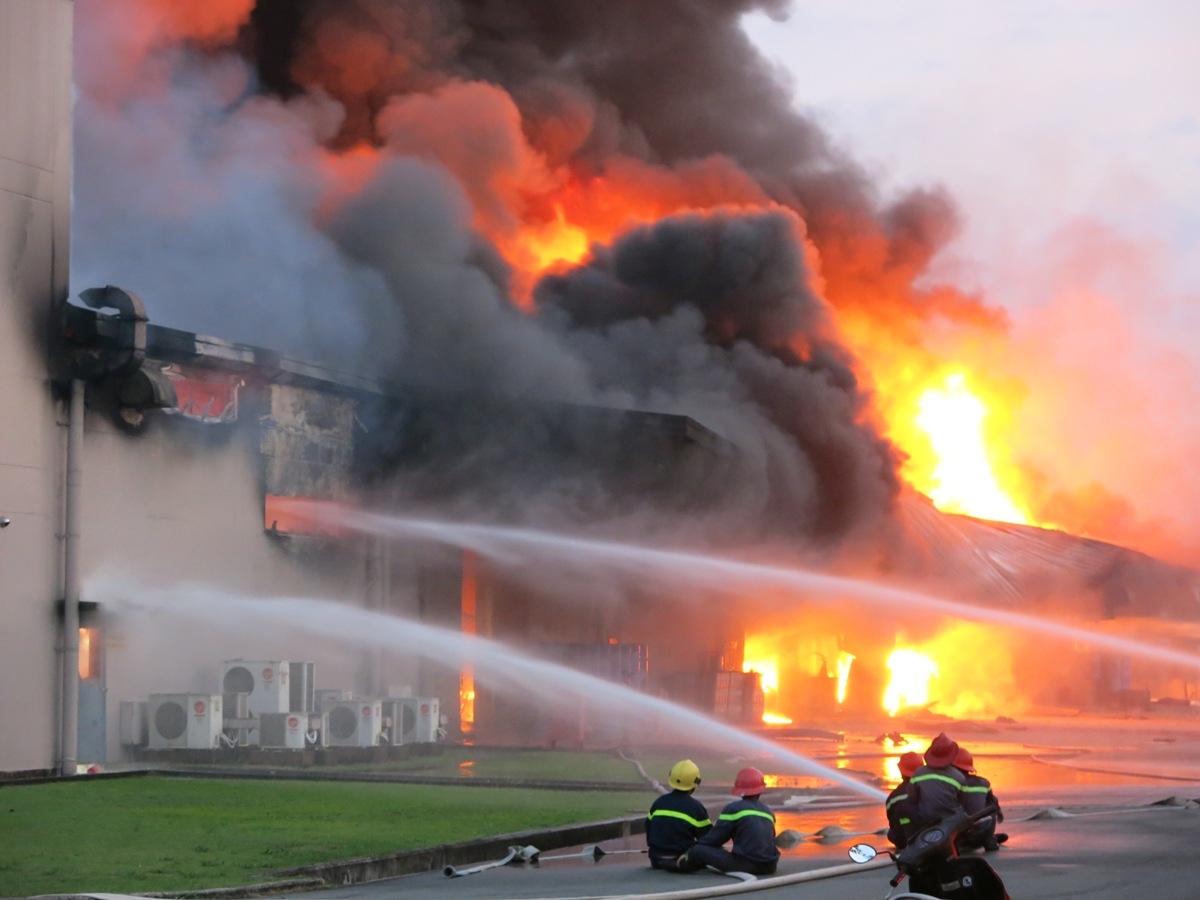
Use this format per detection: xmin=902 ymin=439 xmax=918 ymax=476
xmin=0 ymin=517 xmax=10 ymax=528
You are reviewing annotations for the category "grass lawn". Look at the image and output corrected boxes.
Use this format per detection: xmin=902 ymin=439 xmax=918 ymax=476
xmin=0 ymin=774 xmax=651 ymax=898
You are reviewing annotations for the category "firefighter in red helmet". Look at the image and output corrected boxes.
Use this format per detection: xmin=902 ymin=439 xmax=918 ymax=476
xmin=677 ymin=766 xmax=780 ymax=876
xmin=910 ymin=732 xmax=968 ymax=831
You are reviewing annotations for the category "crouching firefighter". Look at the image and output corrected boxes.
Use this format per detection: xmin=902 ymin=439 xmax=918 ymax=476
xmin=886 ymin=751 xmax=924 ymax=850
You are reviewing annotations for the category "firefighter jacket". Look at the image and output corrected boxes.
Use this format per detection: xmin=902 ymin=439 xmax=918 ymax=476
xmin=959 ymin=772 xmax=1003 ymax=822
xmin=646 ymin=790 xmax=712 ymax=859
xmin=695 ymin=797 xmax=780 ymax=865
xmin=910 ymin=763 xmax=967 ymax=828
xmin=885 ymin=777 xmax=921 ymax=848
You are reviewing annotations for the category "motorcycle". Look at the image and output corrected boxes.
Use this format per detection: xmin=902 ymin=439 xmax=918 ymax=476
xmin=847 ymin=807 xmax=1010 ymax=900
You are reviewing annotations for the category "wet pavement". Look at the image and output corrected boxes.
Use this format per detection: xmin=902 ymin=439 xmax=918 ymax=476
xmin=82 ymin=711 xmax=1200 ymax=900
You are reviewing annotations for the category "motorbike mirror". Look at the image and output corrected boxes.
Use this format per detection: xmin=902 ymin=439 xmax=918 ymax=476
xmin=848 ymin=843 xmax=878 ymax=864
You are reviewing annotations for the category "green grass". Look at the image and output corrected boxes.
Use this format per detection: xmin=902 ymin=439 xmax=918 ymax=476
xmin=0 ymin=774 xmax=650 ymax=897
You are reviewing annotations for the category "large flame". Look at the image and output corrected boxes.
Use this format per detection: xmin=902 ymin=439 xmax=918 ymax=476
xmin=743 ymin=652 xmax=792 ymax=725
xmin=883 ymin=648 xmax=939 ymax=716
xmin=913 ymin=373 xmax=1029 ymax=523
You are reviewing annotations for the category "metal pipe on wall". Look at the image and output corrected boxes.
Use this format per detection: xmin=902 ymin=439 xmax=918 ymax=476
xmin=59 ymin=377 xmax=84 ymax=776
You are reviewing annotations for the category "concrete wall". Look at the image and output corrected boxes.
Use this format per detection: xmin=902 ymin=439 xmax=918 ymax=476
xmin=0 ymin=0 xmax=73 ymax=774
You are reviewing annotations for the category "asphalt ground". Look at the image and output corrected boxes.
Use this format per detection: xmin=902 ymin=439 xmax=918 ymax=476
xmin=72 ymin=711 xmax=1200 ymax=900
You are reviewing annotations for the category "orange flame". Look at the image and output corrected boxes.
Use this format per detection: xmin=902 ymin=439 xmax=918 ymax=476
xmin=883 ymin=648 xmax=938 ymax=716
xmin=913 ymin=373 xmax=1029 ymax=523
xmin=743 ymin=638 xmax=792 ymax=725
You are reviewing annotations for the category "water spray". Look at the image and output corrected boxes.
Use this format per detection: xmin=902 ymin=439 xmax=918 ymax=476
xmin=94 ymin=580 xmax=888 ymax=801
xmin=328 ymin=508 xmax=1200 ymax=677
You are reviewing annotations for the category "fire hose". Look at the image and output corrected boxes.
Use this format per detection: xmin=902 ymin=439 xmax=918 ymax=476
xmin=444 ymin=837 xmax=892 ymax=896
xmin=511 ymin=855 xmax=894 ymax=900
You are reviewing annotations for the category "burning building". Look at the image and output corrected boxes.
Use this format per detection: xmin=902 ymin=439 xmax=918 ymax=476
xmin=4 ymin=0 xmax=1200 ymax=777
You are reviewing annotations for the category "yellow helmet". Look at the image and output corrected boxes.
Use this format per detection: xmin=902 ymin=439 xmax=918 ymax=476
xmin=668 ymin=758 xmax=702 ymax=791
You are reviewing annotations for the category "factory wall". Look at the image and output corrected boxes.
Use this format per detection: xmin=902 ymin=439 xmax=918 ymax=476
xmin=0 ymin=0 xmax=74 ymax=775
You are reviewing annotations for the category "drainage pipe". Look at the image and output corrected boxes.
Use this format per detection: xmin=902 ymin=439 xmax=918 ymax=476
xmin=59 ymin=376 xmax=83 ymax=776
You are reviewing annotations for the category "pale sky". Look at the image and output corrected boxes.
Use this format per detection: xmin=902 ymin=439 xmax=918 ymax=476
xmin=742 ymin=1 xmax=1199 ymax=313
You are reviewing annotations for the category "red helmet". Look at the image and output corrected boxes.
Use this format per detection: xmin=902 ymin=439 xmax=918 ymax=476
xmin=731 ymin=766 xmax=767 ymax=797
xmin=897 ymin=751 xmax=922 ymax=779
xmin=924 ymin=732 xmax=959 ymax=767
xmin=954 ymin=747 xmax=975 ymax=773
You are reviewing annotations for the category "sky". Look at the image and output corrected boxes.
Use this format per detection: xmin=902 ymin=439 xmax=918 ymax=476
xmin=744 ymin=1 xmax=1200 ymax=562
xmin=743 ymin=1 xmax=1200 ymax=313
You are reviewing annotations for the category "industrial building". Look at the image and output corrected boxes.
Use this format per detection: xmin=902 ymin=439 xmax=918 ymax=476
xmin=7 ymin=0 xmax=1200 ymax=781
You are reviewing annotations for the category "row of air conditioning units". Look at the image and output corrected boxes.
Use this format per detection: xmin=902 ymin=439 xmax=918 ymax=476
xmin=121 ymin=658 xmax=441 ymax=750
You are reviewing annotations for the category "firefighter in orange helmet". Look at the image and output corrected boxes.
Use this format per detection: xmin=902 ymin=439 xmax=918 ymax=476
xmin=952 ymin=747 xmax=1007 ymax=852
xmin=885 ymin=750 xmax=923 ymax=849
xmin=677 ymin=766 xmax=780 ymax=876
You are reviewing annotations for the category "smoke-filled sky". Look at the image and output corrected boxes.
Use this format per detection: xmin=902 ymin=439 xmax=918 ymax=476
xmin=68 ymin=0 xmax=1200 ymax=567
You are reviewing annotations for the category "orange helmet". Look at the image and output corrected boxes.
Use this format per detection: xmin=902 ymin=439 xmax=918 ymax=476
xmin=731 ymin=766 xmax=767 ymax=797
xmin=897 ymin=751 xmax=922 ymax=779
xmin=954 ymin=747 xmax=976 ymax=773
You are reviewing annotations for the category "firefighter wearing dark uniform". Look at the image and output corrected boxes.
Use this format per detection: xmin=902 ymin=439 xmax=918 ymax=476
xmin=678 ymin=766 xmax=779 ymax=876
xmin=953 ymin=747 xmax=1007 ymax=852
xmin=885 ymin=751 xmax=923 ymax=849
xmin=646 ymin=759 xmax=712 ymax=871
xmin=910 ymin=732 xmax=968 ymax=830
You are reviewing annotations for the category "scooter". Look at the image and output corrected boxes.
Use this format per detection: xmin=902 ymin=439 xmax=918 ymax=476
xmin=847 ymin=808 xmax=1010 ymax=900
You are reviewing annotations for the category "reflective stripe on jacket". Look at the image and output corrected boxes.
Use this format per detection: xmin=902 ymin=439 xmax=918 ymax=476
xmin=960 ymin=772 xmax=1002 ymax=821
xmin=695 ymin=797 xmax=780 ymax=864
xmin=646 ymin=790 xmax=712 ymax=857
xmin=911 ymin=764 xmax=967 ymax=827
xmin=886 ymin=778 xmax=921 ymax=847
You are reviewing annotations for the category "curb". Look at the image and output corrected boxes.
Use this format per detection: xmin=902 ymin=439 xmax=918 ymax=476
xmin=271 ymin=815 xmax=646 ymax=888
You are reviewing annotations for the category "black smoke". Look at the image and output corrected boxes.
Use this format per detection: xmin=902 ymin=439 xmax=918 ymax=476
xmin=70 ymin=0 xmax=976 ymax=550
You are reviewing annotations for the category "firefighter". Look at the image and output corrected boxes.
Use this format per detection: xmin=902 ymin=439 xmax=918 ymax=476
xmin=677 ymin=766 xmax=780 ymax=876
xmin=885 ymin=750 xmax=923 ymax=849
xmin=910 ymin=732 xmax=968 ymax=830
xmin=953 ymin=747 xmax=1008 ymax=852
xmin=646 ymin=759 xmax=713 ymax=871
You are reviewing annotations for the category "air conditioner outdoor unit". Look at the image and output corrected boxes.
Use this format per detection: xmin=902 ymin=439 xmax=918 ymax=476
xmin=315 ymin=688 xmax=351 ymax=711
xmin=259 ymin=712 xmax=309 ymax=750
xmin=221 ymin=659 xmax=290 ymax=717
xmin=387 ymin=697 xmax=440 ymax=744
xmin=324 ymin=700 xmax=382 ymax=747
xmin=148 ymin=694 xmax=223 ymax=750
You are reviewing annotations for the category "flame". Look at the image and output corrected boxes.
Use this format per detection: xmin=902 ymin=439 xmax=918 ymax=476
xmin=913 ymin=372 xmax=1029 ymax=523
xmin=518 ymin=203 xmax=592 ymax=273
xmin=743 ymin=641 xmax=791 ymax=724
xmin=835 ymin=650 xmax=855 ymax=705
xmin=883 ymin=648 xmax=939 ymax=716
xmin=460 ymin=549 xmax=478 ymax=733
